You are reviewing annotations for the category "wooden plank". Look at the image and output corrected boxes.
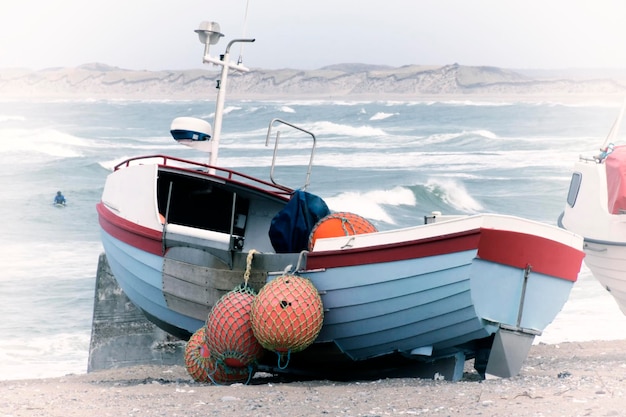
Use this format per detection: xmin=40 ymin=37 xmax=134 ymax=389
xmin=162 ymin=256 xmax=268 ymax=318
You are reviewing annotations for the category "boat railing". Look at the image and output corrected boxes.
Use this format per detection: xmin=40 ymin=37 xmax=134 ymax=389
xmin=265 ymin=118 xmax=316 ymax=191
xmin=113 ymin=154 xmax=294 ymax=196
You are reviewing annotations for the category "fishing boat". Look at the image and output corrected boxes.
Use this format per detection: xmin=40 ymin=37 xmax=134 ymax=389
xmin=559 ymin=103 xmax=626 ymax=314
xmin=97 ymin=21 xmax=585 ymax=381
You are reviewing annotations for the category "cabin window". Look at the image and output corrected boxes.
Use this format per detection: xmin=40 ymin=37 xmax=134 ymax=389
xmin=566 ymin=172 xmax=582 ymax=207
xmin=157 ymin=171 xmax=249 ymax=235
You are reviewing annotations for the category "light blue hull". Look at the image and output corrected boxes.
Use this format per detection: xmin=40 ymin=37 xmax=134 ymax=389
xmin=471 ymin=259 xmax=573 ymax=331
xmin=302 ymin=250 xmax=491 ymax=360
xmin=100 ymin=231 xmax=205 ymax=334
xmin=103 ymin=225 xmax=573 ymax=364
xmin=301 ymin=254 xmax=572 ymax=360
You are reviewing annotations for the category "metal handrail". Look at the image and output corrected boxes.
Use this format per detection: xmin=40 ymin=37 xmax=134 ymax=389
xmin=113 ymin=154 xmax=293 ymax=196
xmin=265 ymin=118 xmax=316 ymax=191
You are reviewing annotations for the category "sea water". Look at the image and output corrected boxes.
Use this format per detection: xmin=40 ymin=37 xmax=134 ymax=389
xmin=1 ymin=97 xmax=625 ymax=381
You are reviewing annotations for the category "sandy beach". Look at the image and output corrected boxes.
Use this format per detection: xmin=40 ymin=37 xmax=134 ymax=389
xmin=2 ymin=340 xmax=626 ymax=417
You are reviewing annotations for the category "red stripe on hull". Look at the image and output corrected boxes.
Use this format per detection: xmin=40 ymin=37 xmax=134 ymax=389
xmin=307 ymin=228 xmax=583 ymax=282
xmin=96 ymin=202 xmax=163 ymax=255
xmin=477 ymin=229 xmax=583 ymax=282
xmin=306 ymin=230 xmax=481 ymax=270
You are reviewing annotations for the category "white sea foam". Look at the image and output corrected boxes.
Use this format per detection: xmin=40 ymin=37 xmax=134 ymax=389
xmin=0 ymin=128 xmax=87 ymax=160
xmin=472 ymin=129 xmax=498 ymax=139
xmin=97 ymin=154 xmax=195 ymax=171
xmin=441 ymin=100 xmax=515 ymax=107
xmin=325 ymin=194 xmax=393 ymax=224
xmin=418 ymin=129 xmax=499 ymax=145
xmin=307 ymin=121 xmax=386 ymax=137
xmin=0 ymin=332 xmax=90 ymax=380
xmin=1 ymin=240 xmax=98 ymax=380
xmin=280 ymin=106 xmax=296 ymax=113
xmin=425 ymin=178 xmax=484 ymax=213
xmin=324 ymin=187 xmax=417 ymax=224
xmin=267 ymin=100 xmax=368 ymax=107
xmin=369 ymin=112 xmax=396 ymax=121
xmin=98 ymin=156 xmax=141 ymax=171
xmin=0 ymin=114 xmax=26 ymax=122
xmin=197 ymin=105 xmax=241 ymax=120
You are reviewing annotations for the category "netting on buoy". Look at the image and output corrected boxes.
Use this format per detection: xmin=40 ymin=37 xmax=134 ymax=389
xmin=185 ymin=326 xmax=254 ymax=384
xmin=184 ymin=326 xmax=212 ymax=383
xmin=184 ymin=250 xmax=265 ymax=384
xmin=308 ymin=212 xmax=377 ymax=250
xmin=250 ymin=274 xmax=323 ymax=368
xmin=207 ymin=359 xmax=255 ymax=385
xmin=205 ymin=285 xmax=264 ymax=368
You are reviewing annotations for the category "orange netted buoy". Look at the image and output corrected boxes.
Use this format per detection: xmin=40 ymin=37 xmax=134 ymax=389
xmin=184 ymin=326 xmax=254 ymax=384
xmin=250 ymin=274 xmax=323 ymax=367
xmin=308 ymin=212 xmax=377 ymax=250
xmin=205 ymin=286 xmax=264 ymax=368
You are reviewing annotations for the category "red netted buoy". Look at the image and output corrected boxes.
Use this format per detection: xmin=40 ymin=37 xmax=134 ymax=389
xmin=184 ymin=326 xmax=254 ymax=384
xmin=250 ymin=274 xmax=323 ymax=362
xmin=208 ymin=359 xmax=254 ymax=385
xmin=308 ymin=212 xmax=377 ymax=250
xmin=205 ymin=286 xmax=263 ymax=368
xmin=184 ymin=326 xmax=212 ymax=382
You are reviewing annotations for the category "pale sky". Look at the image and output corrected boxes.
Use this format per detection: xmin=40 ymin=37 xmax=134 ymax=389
xmin=1 ymin=0 xmax=625 ymax=71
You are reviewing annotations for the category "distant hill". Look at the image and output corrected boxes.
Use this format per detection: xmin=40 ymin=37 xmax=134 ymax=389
xmin=1 ymin=63 xmax=625 ymax=100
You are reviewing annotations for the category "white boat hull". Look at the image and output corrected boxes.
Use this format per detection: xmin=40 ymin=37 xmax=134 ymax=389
xmin=561 ymin=142 xmax=626 ymax=314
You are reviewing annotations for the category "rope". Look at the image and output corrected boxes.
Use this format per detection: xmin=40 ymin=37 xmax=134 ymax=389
xmin=339 ymin=216 xmax=357 ymax=235
xmin=243 ymin=249 xmax=258 ymax=287
xmin=276 ymin=350 xmax=292 ymax=369
xmin=250 ymin=275 xmax=324 ymax=359
xmin=295 ymin=250 xmax=307 ymax=272
xmin=206 ymin=358 xmax=254 ymax=385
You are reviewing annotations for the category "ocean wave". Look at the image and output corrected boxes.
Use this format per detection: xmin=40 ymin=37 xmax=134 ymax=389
xmin=424 ymin=179 xmax=484 ymax=213
xmin=369 ymin=112 xmax=396 ymax=121
xmin=324 ymin=186 xmax=417 ymax=224
xmin=441 ymin=100 xmax=515 ymax=107
xmin=194 ymin=105 xmax=241 ymax=120
xmin=320 ymin=182 xmax=481 ymax=224
xmin=0 ymin=114 xmax=26 ymax=122
xmin=98 ymin=156 xmax=138 ymax=171
xmin=420 ymin=129 xmax=499 ymax=145
xmin=260 ymin=100 xmax=369 ymax=107
xmin=0 ymin=128 xmax=86 ymax=159
xmin=307 ymin=121 xmax=386 ymax=137
xmin=0 ymin=331 xmax=90 ymax=381
xmin=324 ymin=195 xmax=390 ymax=224
xmin=0 ymin=127 xmax=184 ymax=163
xmin=97 ymin=155 xmax=186 ymax=171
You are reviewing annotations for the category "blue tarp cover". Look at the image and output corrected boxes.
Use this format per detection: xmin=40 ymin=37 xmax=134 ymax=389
xmin=268 ymin=190 xmax=330 ymax=253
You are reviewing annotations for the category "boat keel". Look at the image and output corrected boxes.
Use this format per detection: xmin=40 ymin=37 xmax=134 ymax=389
xmin=484 ymin=325 xmax=537 ymax=378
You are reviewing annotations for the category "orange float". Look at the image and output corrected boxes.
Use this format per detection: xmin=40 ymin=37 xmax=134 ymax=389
xmin=308 ymin=212 xmax=377 ymax=250
xmin=184 ymin=326 xmax=255 ymax=384
xmin=205 ymin=287 xmax=263 ymax=368
xmin=250 ymin=274 xmax=323 ymax=358
xmin=184 ymin=326 xmax=212 ymax=382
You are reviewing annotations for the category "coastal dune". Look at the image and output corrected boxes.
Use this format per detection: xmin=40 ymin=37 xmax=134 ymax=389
xmin=1 ymin=63 xmax=626 ymax=101
xmin=3 ymin=340 xmax=626 ymax=416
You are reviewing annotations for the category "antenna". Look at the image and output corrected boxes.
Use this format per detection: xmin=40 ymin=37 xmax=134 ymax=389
xmin=195 ymin=21 xmax=255 ymax=170
xmin=238 ymin=0 xmax=251 ymax=65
